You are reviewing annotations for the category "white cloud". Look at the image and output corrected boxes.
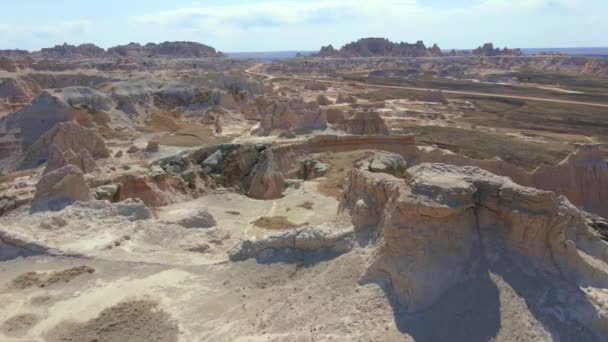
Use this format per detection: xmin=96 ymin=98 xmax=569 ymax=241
xmin=0 ymin=20 xmax=92 ymax=50
xmin=133 ymin=0 xmax=417 ymax=29
xmin=476 ymin=0 xmax=581 ymax=11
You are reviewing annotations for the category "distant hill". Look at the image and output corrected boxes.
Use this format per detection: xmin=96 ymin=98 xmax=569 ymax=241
xmin=315 ymin=38 xmax=442 ymax=58
xmin=522 ymin=47 xmax=608 ymax=58
xmin=226 ymin=51 xmax=314 ymax=61
xmin=0 ymin=41 xmax=225 ymax=59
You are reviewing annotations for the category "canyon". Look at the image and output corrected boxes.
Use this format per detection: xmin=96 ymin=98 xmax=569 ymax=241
xmin=0 ymin=39 xmax=607 ymax=341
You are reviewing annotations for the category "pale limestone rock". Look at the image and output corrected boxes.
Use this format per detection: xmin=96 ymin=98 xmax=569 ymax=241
xmin=21 ymin=122 xmax=109 ymax=170
xmin=247 ymin=149 xmax=285 ymax=200
xmin=228 ymin=225 xmax=354 ymax=261
xmin=34 ymin=165 xmax=91 ymax=208
xmin=341 ymin=164 xmax=608 ymax=312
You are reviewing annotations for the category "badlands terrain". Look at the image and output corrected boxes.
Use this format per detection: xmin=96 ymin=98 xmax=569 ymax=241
xmin=0 ymin=40 xmax=608 ymax=341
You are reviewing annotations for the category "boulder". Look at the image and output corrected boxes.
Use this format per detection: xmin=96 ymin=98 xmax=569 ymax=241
xmin=228 ymin=225 xmax=354 ymax=261
xmin=168 ymin=209 xmax=217 ymax=229
xmin=356 ymin=152 xmax=407 ymax=177
xmin=94 ymin=184 xmax=120 ymax=201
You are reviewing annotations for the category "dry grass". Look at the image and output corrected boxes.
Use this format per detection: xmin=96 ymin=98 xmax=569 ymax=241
xmin=315 ymin=150 xmax=374 ymax=199
xmin=159 ymin=124 xmax=231 ymax=147
xmin=11 ymin=266 xmax=95 ymax=289
xmin=252 ymin=216 xmax=307 ymax=230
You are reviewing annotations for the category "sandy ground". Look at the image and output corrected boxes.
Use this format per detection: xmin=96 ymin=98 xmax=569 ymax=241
xmin=4 ymin=238 xmax=590 ymax=341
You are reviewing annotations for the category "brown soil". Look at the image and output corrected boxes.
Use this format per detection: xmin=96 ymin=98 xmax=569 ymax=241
xmin=1 ymin=313 xmax=39 ymax=337
xmin=11 ymin=266 xmax=95 ymax=289
xmin=46 ymin=300 xmax=179 ymax=342
xmin=146 ymin=112 xmax=186 ymax=132
xmin=252 ymin=216 xmax=306 ymax=230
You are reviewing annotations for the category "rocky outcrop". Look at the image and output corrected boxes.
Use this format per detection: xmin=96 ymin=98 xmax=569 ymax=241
xmin=253 ymin=98 xmax=327 ymax=136
xmin=21 ymin=122 xmax=109 ymax=170
xmin=44 ymin=144 xmax=97 ymax=175
xmin=472 ymin=43 xmax=522 ymax=56
xmin=56 ymin=86 xmax=115 ymax=113
xmin=341 ymin=164 xmax=608 ymax=314
xmin=108 ymin=41 xmax=224 ymax=58
xmin=338 ymin=111 xmax=389 ymax=135
xmin=356 ymin=152 xmax=407 ymax=177
xmin=228 ymin=225 xmax=354 ymax=261
xmin=317 ymin=38 xmax=443 ymax=58
xmin=1 ymin=91 xmax=81 ymax=149
xmin=247 ymin=149 xmax=286 ymax=200
xmin=33 ymin=165 xmax=91 ymax=209
xmin=0 ymin=78 xmax=39 ymax=103
xmin=115 ymin=175 xmax=170 ymax=207
xmin=416 ymin=144 xmax=608 ymax=217
xmin=37 ymin=43 xmax=106 ymax=59
xmin=300 ymin=156 xmax=329 ymax=180
xmin=0 ymin=57 xmax=17 ymax=72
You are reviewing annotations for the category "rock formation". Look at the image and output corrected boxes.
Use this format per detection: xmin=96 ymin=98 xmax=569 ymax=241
xmin=1 ymin=91 xmax=82 ymax=149
xmin=338 ymin=111 xmax=390 ymax=135
xmin=33 ymin=165 xmax=91 ymax=209
xmin=472 ymin=43 xmax=522 ymax=56
xmin=417 ymin=144 xmax=608 ymax=218
xmin=356 ymin=152 xmax=407 ymax=177
xmin=21 ymin=122 xmax=109 ymax=170
xmin=247 ymin=149 xmax=286 ymax=200
xmin=0 ymin=77 xmax=39 ymax=103
xmin=228 ymin=225 xmax=354 ymax=261
xmin=317 ymin=38 xmax=443 ymax=58
xmin=37 ymin=43 xmax=106 ymax=59
xmin=253 ymin=98 xmax=327 ymax=136
xmin=341 ymin=164 xmax=608 ymax=315
xmin=108 ymin=41 xmax=224 ymax=58
xmin=44 ymin=144 xmax=97 ymax=175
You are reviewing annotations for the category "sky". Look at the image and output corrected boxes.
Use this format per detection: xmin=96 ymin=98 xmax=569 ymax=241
xmin=0 ymin=0 xmax=606 ymax=52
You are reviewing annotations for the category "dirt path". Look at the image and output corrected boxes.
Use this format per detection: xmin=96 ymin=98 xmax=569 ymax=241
xmin=246 ymin=64 xmax=608 ymax=109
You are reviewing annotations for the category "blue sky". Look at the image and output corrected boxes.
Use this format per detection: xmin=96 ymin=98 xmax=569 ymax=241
xmin=0 ymin=0 xmax=606 ymax=52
